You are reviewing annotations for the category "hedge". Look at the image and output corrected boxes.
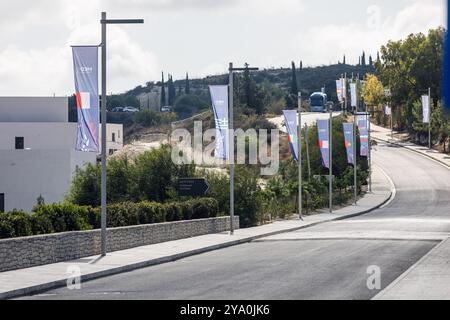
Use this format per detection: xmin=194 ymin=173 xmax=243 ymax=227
xmin=0 ymin=198 xmax=219 ymax=239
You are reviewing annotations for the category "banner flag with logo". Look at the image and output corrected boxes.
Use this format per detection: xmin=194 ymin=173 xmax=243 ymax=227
xmin=336 ymin=79 xmax=343 ymax=102
xmin=72 ymin=46 xmax=99 ymax=153
xmin=358 ymin=120 xmax=369 ymax=157
xmin=209 ymin=85 xmax=229 ymax=160
xmin=350 ymin=83 xmax=357 ymax=107
xmin=343 ymin=123 xmax=355 ymax=165
xmin=385 ymin=105 xmax=392 ymax=116
xmin=422 ymin=95 xmax=430 ymax=123
xmin=317 ymin=119 xmax=330 ymax=168
xmin=283 ymin=110 xmax=299 ymax=163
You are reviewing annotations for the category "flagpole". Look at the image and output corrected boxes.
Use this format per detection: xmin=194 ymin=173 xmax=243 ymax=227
xmin=428 ymin=87 xmax=431 ymax=150
xmin=305 ymin=123 xmax=311 ymax=182
xmin=228 ymin=62 xmax=235 ymax=235
xmin=298 ymin=92 xmax=303 ymax=220
xmin=353 ymin=112 xmax=358 ymax=205
xmin=100 ymin=12 xmax=107 ymax=256
xmin=329 ymin=103 xmax=333 ymax=213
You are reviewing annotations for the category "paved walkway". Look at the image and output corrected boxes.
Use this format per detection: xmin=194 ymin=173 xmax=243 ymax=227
xmin=0 ymin=166 xmax=392 ymax=300
xmin=371 ymin=124 xmax=450 ymax=169
xmin=371 ymin=123 xmax=450 ymax=300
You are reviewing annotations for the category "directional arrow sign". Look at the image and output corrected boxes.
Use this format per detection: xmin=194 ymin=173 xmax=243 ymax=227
xmin=178 ymin=178 xmax=210 ymax=197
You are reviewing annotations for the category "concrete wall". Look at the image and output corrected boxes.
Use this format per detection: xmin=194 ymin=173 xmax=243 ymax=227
xmin=0 ymin=150 xmax=96 ymax=212
xmin=0 ymin=216 xmax=240 ymax=272
xmin=0 ymin=123 xmax=123 ymax=152
xmin=0 ymin=97 xmax=67 ymax=122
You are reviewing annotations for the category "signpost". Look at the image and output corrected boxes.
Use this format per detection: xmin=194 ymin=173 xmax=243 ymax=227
xmin=178 ymin=179 xmax=210 ymax=197
xmin=298 ymin=93 xmax=303 ymax=220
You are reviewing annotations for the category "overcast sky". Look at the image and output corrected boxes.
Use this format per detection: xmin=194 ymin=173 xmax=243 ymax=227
xmin=0 ymin=0 xmax=445 ymax=96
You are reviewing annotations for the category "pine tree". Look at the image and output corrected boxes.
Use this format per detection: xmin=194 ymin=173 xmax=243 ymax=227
xmin=185 ymin=72 xmax=190 ymax=95
xmin=369 ymin=55 xmax=373 ymax=66
xmin=160 ymin=72 xmax=166 ymax=107
xmin=300 ymin=60 xmax=303 ymax=70
xmin=376 ymin=51 xmax=381 ymax=64
xmin=291 ymin=61 xmax=298 ymax=98
xmin=168 ymin=75 xmax=176 ymax=106
xmin=343 ymin=55 xmax=346 ymax=65
xmin=361 ymin=51 xmax=366 ymax=66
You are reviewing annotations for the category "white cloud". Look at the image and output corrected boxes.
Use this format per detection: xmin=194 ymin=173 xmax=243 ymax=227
xmin=292 ymin=0 xmax=444 ymax=66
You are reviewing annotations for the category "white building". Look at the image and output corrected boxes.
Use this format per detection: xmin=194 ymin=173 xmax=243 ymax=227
xmin=0 ymin=97 xmax=123 ymax=212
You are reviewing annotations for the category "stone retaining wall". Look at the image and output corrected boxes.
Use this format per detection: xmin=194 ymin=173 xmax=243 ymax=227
xmin=0 ymin=216 xmax=239 ymax=272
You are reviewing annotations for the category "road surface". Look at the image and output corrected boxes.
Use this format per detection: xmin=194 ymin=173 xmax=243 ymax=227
xmin=22 ymin=141 xmax=450 ymax=300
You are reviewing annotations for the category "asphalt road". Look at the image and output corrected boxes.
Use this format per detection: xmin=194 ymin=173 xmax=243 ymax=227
xmin=22 ymin=141 xmax=450 ymax=300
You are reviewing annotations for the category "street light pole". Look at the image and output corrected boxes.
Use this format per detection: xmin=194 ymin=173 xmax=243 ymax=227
xmin=228 ymin=63 xmax=259 ymax=235
xmin=100 ymin=12 xmax=143 ymax=256
xmin=429 ymin=87 xmax=432 ymax=150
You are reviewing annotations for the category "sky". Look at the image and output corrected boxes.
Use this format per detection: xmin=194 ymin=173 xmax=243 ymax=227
xmin=0 ymin=0 xmax=445 ymax=96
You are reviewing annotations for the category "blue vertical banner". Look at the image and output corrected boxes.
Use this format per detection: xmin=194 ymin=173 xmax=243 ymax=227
xmin=358 ymin=120 xmax=369 ymax=157
xmin=444 ymin=0 xmax=450 ymax=111
xmin=72 ymin=46 xmax=99 ymax=152
xmin=209 ymin=85 xmax=229 ymax=160
xmin=317 ymin=119 xmax=330 ymax=169
xmin=343 ymin=123 xmax=355 ymax=165
xmin=283 ymin=110 xmax=299 ymax=163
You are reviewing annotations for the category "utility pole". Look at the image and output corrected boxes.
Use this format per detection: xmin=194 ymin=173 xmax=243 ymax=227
xmin=228 ymin=63 xmax=259 ymax=235
xmin=100 ymin=12 xmax=143 ymax=256
xmin=298 ymin=92 xmax=303 ymax=220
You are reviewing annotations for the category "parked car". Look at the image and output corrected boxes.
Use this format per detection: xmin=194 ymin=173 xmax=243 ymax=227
xmin=123 ymin=106 xmax=140 ymax=113
xmin=161 ymin=106 xmax=172 ymax=112
xmin=111 ymin=107 xmax=124 ymax=113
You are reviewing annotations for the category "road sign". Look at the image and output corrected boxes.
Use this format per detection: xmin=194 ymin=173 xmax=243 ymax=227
xmin=178 ymin=178 xmax=210 ymax=197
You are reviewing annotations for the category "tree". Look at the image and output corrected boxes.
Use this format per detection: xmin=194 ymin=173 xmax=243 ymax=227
xmin=299 ymin=60 xmax=303 ymax=70
xmin=361 ymin=51 xmax=366 ymax=66
xmin=343 ymin=55 xmax=346 ymax=65
xmin=290 ymin=61 xmax=299 ymax=108
xmin=124 ymin=95 xmax=140 ymax=109
xmin=168 ymin=75 xmax=176 ymax=106
xmin=185 ymin=72 xmax=190 ymax=94
xmin=160 ymin=72 xmax=166 ymax=107
xmin=363 ymin=74 xmax=384 ymax=107
xmin=369 ymin=55 xmax=373 ymax=66
xmin=237 ymin=63 xmax=267 ymax=115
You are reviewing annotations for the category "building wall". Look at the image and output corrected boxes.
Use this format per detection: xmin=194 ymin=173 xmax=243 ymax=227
xmin=0 ymin=122 xmax=123 ymax=153
xmin=0 ymin=150 xmax=95 ymax=212
xmin=0 ymin=216 xmax=240 ymax=272
xmin=0 ymin=97 xmax=67 ymax=122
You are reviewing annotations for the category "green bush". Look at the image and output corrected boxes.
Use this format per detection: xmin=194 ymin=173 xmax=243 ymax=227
xmin=33 ymin=203 xmax=91 ymax=233
xmin=0 ymin=212 xmax=16 ymax=239
xmin=9 ymin=210 xmax=33 ymax=237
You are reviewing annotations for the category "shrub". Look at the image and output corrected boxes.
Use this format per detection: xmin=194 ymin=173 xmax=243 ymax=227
xmin=0 ymin=212 xmax=15 ymax=239
xmin=9 ymin=210 xmax=33 ymax=237
xmin=33 ymin=203 xmax=91 ymax=233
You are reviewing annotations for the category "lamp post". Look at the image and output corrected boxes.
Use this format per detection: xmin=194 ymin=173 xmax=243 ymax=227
xmin=228 ymin=63 xmax=259 ymax=235
xmin=100 ymin=12 xmax=143 ymax=256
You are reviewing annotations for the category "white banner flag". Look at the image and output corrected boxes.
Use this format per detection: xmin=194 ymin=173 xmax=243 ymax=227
xmin=350 ymin=83 xmax=357 ymax=107
xmin=385 ymin=105 xmax=392 ymax=116
xmin=422 ymin=95 xmax=430 ymax=123
xmin=336 ymin=79 xmax=343 ymax=102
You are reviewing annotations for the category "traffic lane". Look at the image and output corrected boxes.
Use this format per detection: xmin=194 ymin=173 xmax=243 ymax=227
xmin=21 ymin=239 xmax=436 ymax=300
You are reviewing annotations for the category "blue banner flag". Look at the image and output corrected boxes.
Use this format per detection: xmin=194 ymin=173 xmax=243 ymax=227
xmin=358 ymin=120 xmax=369 ymax=157
xmin=317 ymin=119 xmax=330 ymax=169
xmin=283 ymin=110 xmax=299 ymax=163
xmin=444 ymin=0 xmax=450 ymax=111
xmin=343 ymin=123 xmax=355 ymax=165
xmin=72 ymin=46 xmax=99 ymax=152
xmin=209 ymin=85 xmax=229 ymax=160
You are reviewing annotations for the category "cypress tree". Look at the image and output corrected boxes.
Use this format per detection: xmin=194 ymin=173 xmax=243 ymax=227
xmin=361 ymin=51 xmax=366 ymax=66
xmin=185 ymin=72 xmax=190 ymax=94
xmin=290 ymin=61 xmax=299 ymax=108
xmin=343 ymin=55 xmax=346 ymax=65
xmin=376 ymin=51 xmax=381 ymax=64
xmin=300 ymin=60 xmax=303 ymax=70
xmin=168 ymin=75 xmax=176 ymax=106
xmin=160 ymin=72 xmax=166 ymax=107
xmin=369 ymin=55 xmax=373 ymax=66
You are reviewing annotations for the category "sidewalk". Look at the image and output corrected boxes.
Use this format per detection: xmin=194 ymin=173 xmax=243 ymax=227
xmin=0 ymin=165 xmax=393 ymax=300
xmin=374 ymin=237 xmax=450 ymax=300
xmin=371 ymin=124 xmax=450 ymax=169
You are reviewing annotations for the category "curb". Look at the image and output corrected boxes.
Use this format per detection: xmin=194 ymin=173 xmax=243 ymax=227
xmin=2 ymin=170 xmax=394 ymax=300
